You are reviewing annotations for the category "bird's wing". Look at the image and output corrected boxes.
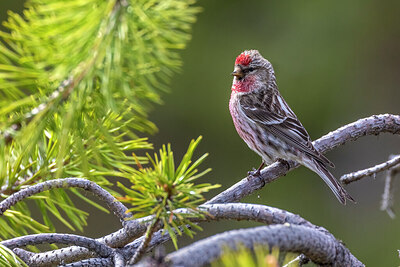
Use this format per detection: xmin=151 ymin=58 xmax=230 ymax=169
xmin=239 ymin=93 xmax=334 ymax=167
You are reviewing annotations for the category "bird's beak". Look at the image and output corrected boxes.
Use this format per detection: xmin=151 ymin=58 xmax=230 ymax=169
xmin=231 ymin=65 xmax=244 ymax=79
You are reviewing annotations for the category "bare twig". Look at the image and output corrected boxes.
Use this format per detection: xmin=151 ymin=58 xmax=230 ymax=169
xmin=128 ymin=218 xmax=160 ymax=265
xmin=11 ymin=248 xmax=35 ymax=265
xmin=114 ymin=252 xmax=126 ymax=267
xmin=123 ymin=202 xmax=327 ymax=253
xmin=1 ymin=233 xmax=113 ymax=258
xmin=160 ymin=224 xmax=363 ymax=267
xmin=381 ymin=155 xmax=400 ymax=218
xmin=62 ymin=257 xmax=113 ymax=267
xmin=0 ymin=178 xmax=132 ymax=222
xmin=282 ymin=255 xmax=303 ymax=267
xmin=340 ymin=155 xmax=400 ymax=184
xmin=26 ymin=246 xmax=96 ymax=266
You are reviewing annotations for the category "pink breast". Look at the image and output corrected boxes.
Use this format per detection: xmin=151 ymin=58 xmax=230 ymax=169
xmin=232 ymin=76 xmax=255 ymax=93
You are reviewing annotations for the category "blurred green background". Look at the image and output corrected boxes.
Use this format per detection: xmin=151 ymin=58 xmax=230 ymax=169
xmin=1 ymin=1 xmax=400 ymax=266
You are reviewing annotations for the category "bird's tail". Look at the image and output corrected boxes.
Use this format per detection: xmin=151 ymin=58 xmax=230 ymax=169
xmin=307 ymin=160 xmax=355 ymax=205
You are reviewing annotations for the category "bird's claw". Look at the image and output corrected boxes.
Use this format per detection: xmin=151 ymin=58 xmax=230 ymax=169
xmin=247 ymin=168 xmax=261 ymax=180
xmin=277 ymin=158 xmax=290 ymax=170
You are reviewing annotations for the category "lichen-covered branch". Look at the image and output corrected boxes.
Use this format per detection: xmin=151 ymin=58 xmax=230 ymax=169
xmin=0 ymin=178 xmax=131 ymax=222
xmin=340 ymin=154 xmax=400 ymax=184
xmin=128 ymin=218 xmax=160 ymax=265
xmin=18 ymin=203 xmax=320 ymax=266
xmin=1 ymin=233 xmax=113 ymax=258
xmin=123 ymin=202 xmax=326 ymax=253
xmin=160 ymin=224 xmax=363 ymax=267
xmin=11 ymin=248 xmax=35 ymax=265
xmin=62 ymin=257 xmax=113 ymax=267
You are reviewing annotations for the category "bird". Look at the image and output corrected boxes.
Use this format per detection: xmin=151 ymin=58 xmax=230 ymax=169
xmin=228 ymin=49 xmax=354 ymax=204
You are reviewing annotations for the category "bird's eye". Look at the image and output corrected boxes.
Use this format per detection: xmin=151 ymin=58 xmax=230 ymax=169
xmin=244 ymin=67 xmax=255 ymax=73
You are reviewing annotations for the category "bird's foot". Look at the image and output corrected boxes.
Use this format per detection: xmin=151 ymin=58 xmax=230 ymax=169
xmin=277 ymin=158 xmax=290 ymax=171
xmin=247 ymin=168 xmax=261 ymax=180
xmin=247 ymin=162 xmax=265 ymax=180
xmin=247 ymin=167 xmax=266 ymax=187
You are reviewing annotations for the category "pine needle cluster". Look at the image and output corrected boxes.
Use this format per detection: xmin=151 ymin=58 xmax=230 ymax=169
xmin=0 ymin=0 xmax=206 ymax=240
xmin=118 ymin=137 xmax=219 ymax=248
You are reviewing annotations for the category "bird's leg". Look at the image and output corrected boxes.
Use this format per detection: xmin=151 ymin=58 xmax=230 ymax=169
xmin=247 ymin=162 xmax=265 ymax=179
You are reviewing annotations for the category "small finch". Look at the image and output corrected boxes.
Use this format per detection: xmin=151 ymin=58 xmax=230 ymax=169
xmin=229 ymin=50 xmax=354 ymax=204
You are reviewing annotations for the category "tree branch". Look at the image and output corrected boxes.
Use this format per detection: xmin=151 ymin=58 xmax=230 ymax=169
xmin=1 ymin=78 xmax=73 ymax=145
xmin=62 ymin=257 xmax=113 ymax=267
xmin=15 ymin=202 xmax=328 ymax=266
xmin=208 ymin=114 xmax=400 ymax=204
xmin=340 ymin=154 xmax=400 ymax=184
xmin=381 ymin=155 xmax=400 ymax=218
xmin=5 ymin=114 xmax=398 ymax=266
xmin=124 ymin=203 xmax=353 ymax=265
xmin=11 ymin=248 xmax=35 ymax=265
xmin=159 ymin=224 xmax=363 ymax=267
xmin=128 ymin=218 xmax=160 ymax=265
xmin=0 ymin=178 xmax=132 ymax=223
xmin=1 ymin=0 xmax=124 ymax=146
xmin=1 ymin=233 xmax=113 ymax=258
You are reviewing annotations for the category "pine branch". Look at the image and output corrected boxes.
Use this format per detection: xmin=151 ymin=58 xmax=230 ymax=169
xmin=0 ymin=77 xmax=70 ymax=144
xmin=7 ymin=114 xmax=398 ymax=266
xmin=0 ymin=178 xmax=131 ymax=222
xmin=9 ymin=248 xmax=33 ymax=266
xmin=15 ymin=202 xmax=342 ymax=266
xmin=2 ymin=233 xmax=114 ymax=258
xmin=62 ymin=258 xmax=113 ymax=267
xmin=128 ymin=218 xmax=160 ymax=264
xmin=0 ymin=0 xmax=200 ymax=236
xmin=160 ymin=225 xmax=363 ymax=267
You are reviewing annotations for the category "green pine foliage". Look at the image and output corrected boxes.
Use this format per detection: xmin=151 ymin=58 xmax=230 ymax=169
xmin=0 ymin=244 xmax=28 ymax=267
xmin=118 ymin=137 xmax=220 ymax=248
xmin=0 ymin=0 xmax=202 ymax=238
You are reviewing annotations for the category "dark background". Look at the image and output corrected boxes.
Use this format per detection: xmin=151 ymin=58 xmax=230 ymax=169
xmin=1 ymin=1 xmax=400 ymax=266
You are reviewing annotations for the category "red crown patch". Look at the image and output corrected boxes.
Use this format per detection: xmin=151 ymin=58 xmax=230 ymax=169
xmin=235 ymin=53 xmax=251 ymax=66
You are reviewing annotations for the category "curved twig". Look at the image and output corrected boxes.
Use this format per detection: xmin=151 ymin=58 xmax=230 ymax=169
xmin=1 ymin=233 xmax=113 ymax=258
xmin=340 ymin=154 xmax=400 ymax=184
xmin=20 ymin=202 xmax=318 ymax=266
xmin=381 ymin=155 xmax=400 ymax=218
xmin=123 ymin=202 xmax=326 ymax=253
xmin=11 ymin=248 xmax=35 ymax=265
xmin=160 ymin=224 xmax=363 ymax=267
xmin=0 ymin=178 xmax=131 ymax=222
